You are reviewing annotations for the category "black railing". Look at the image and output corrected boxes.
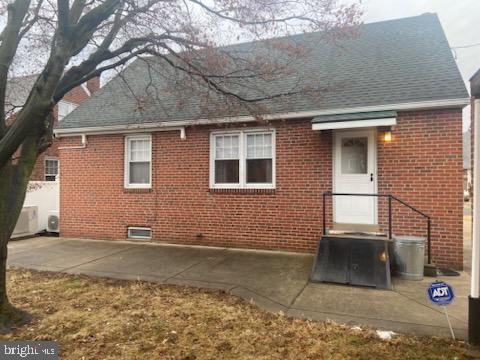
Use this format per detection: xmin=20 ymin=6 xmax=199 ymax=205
xmin=322 ymin=192 xmax=432 ymax=264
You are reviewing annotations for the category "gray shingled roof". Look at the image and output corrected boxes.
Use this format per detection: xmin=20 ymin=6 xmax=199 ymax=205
xmin=57 ymin=14 xmax=468 ymax=130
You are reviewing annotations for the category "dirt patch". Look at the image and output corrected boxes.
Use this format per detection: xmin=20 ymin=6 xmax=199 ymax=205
xmin=0 ymin=269 xmax=471 ymax=359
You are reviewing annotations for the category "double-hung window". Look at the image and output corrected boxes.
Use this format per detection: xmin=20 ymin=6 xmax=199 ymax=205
xmin=44 ymin=157 xmax=59 ymax=181
xmin=214 ymin=134 xmax=240 ymax=184
xmin=125 ymin=135 xmax=152 ymax=188
xmin=210 ymin=129 xmax=275 ymax=189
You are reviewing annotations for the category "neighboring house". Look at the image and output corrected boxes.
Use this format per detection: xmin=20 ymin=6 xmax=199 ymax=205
xmin=8 ymin=75 xmax=99 ymax=236
xmin=6 ymin=74 xmax=100 ymax=181
xmin=55 ymin=14 xmax=468 ymax=269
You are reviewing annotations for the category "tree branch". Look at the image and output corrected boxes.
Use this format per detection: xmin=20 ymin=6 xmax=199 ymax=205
xmin=188 ymin=0 xmax=313 ymax=26
xmin=55 ymin=32 xmax=199 ymax=100
xmin=0 ymin=0 xmax=32 ymax=137
xmin=69 ymin=0 xmax=87 ymax=25
xmin=147 ymin=46 xmax=306 ymax=104
xmin=56 ymin=0 xmax=70 ymax=37
xmin=55 ymin=49 xmax=146 ymax=99
xmin=18 ymin=0 xmax=44 ymax=40
xmin=69 ymin=0 xmax=122 ymax=56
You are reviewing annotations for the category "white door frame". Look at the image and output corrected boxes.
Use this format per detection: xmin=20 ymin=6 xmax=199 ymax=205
xmin=332 ymin=128 xmax=378 ymax=225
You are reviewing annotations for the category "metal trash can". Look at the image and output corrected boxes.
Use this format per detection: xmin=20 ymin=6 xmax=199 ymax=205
xmin=393 ymin=236 xmax=425 ymax=281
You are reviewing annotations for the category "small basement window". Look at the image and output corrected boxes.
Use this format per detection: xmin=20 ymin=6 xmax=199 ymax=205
xmin=127 ymin=227 xmax=152 ymax=239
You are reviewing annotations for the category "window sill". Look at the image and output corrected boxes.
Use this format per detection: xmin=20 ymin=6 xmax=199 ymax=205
xmin=123 ymin=188 xmax=152 ymax=194
xmin=209 ymin=188 xmax=276 ymax=195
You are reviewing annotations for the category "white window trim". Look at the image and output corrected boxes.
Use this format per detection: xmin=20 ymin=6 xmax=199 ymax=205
xmin=127 ymin=227 xmax=152 ymax=239
xmin=124 ymin=134 xmax=152 ymax=189
xmin=44 ymin=157 xmax=59 ymax=181
xmin=209 ymin=128 xmax=276 ymax=189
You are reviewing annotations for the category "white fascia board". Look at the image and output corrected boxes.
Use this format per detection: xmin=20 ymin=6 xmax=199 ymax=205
xmin=312 ymin=117 xmax=397 ymax=131
xmin=54 ymin=97 xmax=469 ymax=137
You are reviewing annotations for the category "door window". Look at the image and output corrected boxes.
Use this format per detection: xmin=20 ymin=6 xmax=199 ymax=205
xmin=341 ymin=137 xmax=368 ymax=174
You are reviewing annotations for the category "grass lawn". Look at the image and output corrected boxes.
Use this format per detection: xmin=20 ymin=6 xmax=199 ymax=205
xmin=0 ymin=269 xmax=471 ymax=359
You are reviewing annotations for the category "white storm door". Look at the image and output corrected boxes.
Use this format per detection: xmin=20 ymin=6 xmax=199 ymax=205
xmin=333 ymin=129 xmax=377 ymax=225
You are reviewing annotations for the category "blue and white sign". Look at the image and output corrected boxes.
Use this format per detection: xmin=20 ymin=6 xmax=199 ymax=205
xmin=427 ymin=281 xmax=455 ymax=306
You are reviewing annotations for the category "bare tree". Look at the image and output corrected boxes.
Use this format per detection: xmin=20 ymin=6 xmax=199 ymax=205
xmin=0 ymin=0 xmax=360 ymax=328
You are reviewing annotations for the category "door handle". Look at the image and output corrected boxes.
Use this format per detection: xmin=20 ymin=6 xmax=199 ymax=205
xmin=370 ymin=173 xmax=374 ymax=182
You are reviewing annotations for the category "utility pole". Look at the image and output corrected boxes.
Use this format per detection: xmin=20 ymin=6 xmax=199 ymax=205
xmin=469 ymin=68 xmax=480 ymax=346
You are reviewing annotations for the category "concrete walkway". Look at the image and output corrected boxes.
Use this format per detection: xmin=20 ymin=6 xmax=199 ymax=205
xmin=8 ymin=237 xmax=469 ymax=339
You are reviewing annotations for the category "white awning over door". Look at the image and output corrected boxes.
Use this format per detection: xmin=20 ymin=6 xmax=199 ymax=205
xmin=311 ymin=111 xmax=397 ymax=131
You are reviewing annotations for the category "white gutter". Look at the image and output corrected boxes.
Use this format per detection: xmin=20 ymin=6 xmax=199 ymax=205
xmin=56 ymin=126 xmax=187 ymax=139
xmin=54 ymin=98 xmax=469 ymax=137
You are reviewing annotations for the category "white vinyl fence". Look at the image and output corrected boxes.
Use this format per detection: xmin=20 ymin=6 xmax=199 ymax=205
xmin=21 ymin=181 xmax=59 ymax=233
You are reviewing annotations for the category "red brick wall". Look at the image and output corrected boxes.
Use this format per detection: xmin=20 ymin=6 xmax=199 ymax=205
xmin=59 ymin=109 xmax=464 ymax=268
xmin=377 ymin=109 xmax=463 ymax=268
xmin=30 ymin=141 xmax=60 ymax=181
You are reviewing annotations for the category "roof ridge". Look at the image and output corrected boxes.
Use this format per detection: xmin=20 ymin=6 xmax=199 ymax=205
xmin=107 ymin=13 xmax=442 ymax=74
xmin=212 ymin=13 xmax=440 ymax=50
xmin=361 ymin=13 xmax=438 ymax=27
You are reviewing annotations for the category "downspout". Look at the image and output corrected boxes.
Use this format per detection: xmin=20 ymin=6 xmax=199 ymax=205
xmin=470 ymin=97 xmax=480 ymax=346
xmin=58 ymin=134 xmax=87 ymax=150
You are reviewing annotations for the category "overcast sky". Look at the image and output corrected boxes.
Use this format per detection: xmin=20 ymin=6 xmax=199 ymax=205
xmin=359 ymin=0 xmax=480 ymax=131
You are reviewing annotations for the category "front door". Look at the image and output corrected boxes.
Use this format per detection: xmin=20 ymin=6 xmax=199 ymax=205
xmin=333 ymin=129 xmax=377 ymax=225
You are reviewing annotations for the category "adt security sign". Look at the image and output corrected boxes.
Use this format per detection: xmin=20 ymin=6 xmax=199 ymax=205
xmin=427 ymin=281 xmax=455 ymax=306
xmin=427 ymin=281 xmax=456 ymax=340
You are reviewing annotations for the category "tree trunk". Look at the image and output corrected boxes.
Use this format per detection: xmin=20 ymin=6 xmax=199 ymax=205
xmin=0 ymin=240 xmax=8 ymax=310
xmin=0 ymin=135 xmax=40 ymax=329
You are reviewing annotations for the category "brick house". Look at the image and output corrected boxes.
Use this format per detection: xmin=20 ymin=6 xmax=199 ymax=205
xmin=55 ymin=14 xmax=468 ymax=269
xmin=6 ymin=75 xmax=99 ymax=181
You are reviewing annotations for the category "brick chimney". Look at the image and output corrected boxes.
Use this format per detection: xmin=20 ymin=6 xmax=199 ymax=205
xmin=86 ymin=76 xmax=101 ymax=94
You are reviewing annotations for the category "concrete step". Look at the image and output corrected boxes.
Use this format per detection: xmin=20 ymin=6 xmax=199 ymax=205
xmin=332 ymin=223 xmax=380 ymax=233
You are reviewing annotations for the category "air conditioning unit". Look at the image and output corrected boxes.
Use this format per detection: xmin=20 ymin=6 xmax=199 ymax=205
xmin=12 ymin=206 xmax=38 ymax=238
xmin=47 ymin=210 xmax=60 ymax=233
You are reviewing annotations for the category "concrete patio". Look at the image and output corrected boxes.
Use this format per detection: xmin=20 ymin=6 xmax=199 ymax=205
xmin=7 ymin=236 xmax=469 ymax=339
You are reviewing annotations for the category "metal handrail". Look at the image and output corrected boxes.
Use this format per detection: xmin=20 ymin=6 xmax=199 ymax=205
xmin=322 ymin=192 xmax=432 ymax=264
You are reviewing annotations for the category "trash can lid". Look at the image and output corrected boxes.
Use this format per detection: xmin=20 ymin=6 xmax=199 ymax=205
xmin=394 ymin=235 xmax=425 ymax=243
